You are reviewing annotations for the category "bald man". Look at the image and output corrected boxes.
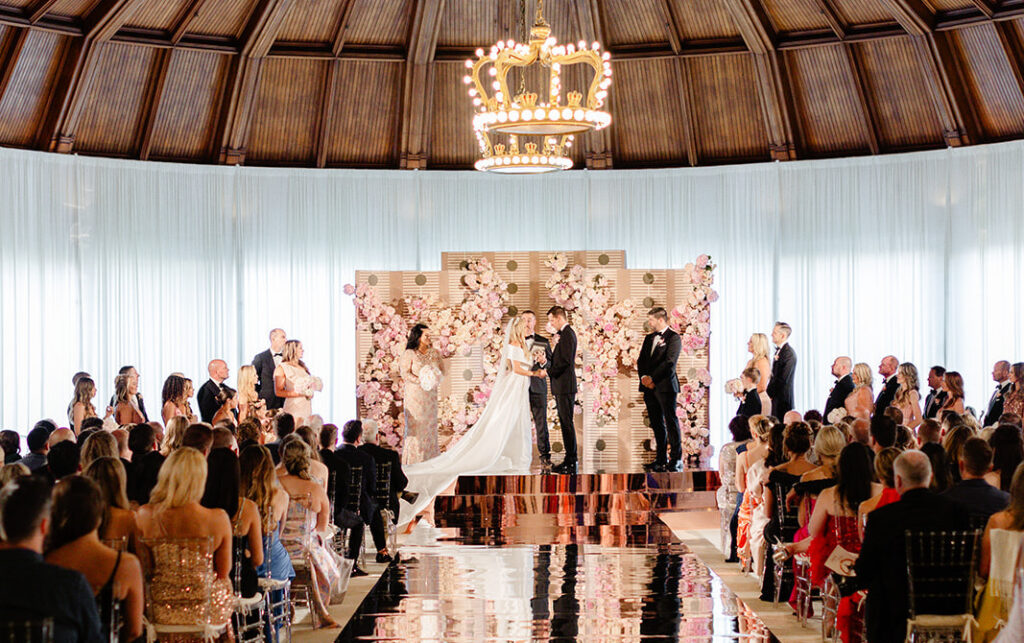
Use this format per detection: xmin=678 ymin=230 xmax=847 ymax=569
xmin=874 ymin=355 xmax=900 ymax=414
xmin=983 ymin=360 xmax=1012 ymax=426
xmin=824 ymin=356 xmax=854 ymax=423
xmin=197 ymin=359 xmax=230 ymax=424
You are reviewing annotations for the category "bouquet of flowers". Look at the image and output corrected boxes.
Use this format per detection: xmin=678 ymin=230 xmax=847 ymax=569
xmin=419 ymin=365 xmax=442 ymax=392
xmin=297 ymin=375 xmax=323 ymax=399
xmin=827 ymin=408 xmax=847 ymax=425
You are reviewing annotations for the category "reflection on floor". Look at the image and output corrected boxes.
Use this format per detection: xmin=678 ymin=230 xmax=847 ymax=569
xmin=333 ymin=471 xmax=780 ymax=642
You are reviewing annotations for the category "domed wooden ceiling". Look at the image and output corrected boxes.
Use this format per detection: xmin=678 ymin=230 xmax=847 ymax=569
xmin=0 ymin=0 xmax=1022 ymax=169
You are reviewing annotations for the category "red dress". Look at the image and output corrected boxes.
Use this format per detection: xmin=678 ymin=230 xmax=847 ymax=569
xmin=809 ymin=514 xmax=861 ymax=586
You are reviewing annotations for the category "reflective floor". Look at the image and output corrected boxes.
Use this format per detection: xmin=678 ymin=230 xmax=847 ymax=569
xmin=335 ymin=473 xmax=778 ymax=642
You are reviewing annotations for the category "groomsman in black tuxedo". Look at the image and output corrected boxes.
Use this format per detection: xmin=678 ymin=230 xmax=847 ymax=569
xmin=547 ymin=306 xmax=579 ymax=474
xmin=197 ymin=359 xmax=231 ymax=423
xmin=923 ymin=365 xmax=947 ymax=419
xmin=983 ymin=360 xmax=1012 ymax=426
xmin=874 ymin=356 xmax=900 ymax=414
xmin=523 ymin=311 xmax=554 ymax=470
xmin=637 ymin=307 xmax=683 ymax=472
xmin=252 ymin=328 xmax=287 ymax=410
xmin=824 ymin=356 xmax=855 ymax=422
xmin=766 ymin=322 xmax=796 ymax=419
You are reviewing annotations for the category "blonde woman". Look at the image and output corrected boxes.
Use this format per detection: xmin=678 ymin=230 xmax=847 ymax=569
xmin=113 ymin=375 xmax=145 ymax=426
xmin=893 ymin=363 xmax=923 ymax=428
xmin=236 ymin=365 xmax=265 ymax=423
xmin=844 ymin=363 xmax=875 ymax=420
xmin=274 ymin=340 xmax=321 ymax=426
xmin=160 ymin=416 xmax=189 ymax=455
xmin=83 ymin=456 xmax=138 ymax=544
xmin=181 ymin=378 xmax=196 ymax=422
xmin=135 ymin=448 xmax=234 ymax=626
xmin=741 ymin=333 xmax=772 ymax=414
xmin=71 ymin=377 xmax=110 ymax=434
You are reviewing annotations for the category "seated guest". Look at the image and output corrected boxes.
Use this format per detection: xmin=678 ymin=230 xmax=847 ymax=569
xmin=47 ymin=440 xmax=81 ymax=482
xmin=803 ymin=409 xmax=823 ymax=425
xmin=737 ymin=368 xmax=763 ymax=418
xmin=275 ymin=439 xmax=340 ymax=627
xmin=210 ymin=426 xmax=237 ymax=453
xmin=160 ymin=416 xmax=189 ymax=456
xmin=869 ymin=414 xmax=897 ymax=454
xmin=718 ymin=416 xmax=751 ymax=562
xmin=44 ymin=476 xmax=144 ymax=642
xmin=976 ymin=462 xmax=1024 ymax=640
xmin=201 ymin=448 xmax=263 ymax=598
xmin=181 ymin=423 xmax=214 ymax=455
xmin=998 ymin=412 xmax=1021 ymax=429
xmin=239 ymin=445 xmax=294 ymax=586
xmin=987 ymin=425 xmax=1024 ymax=492
xmin=82 ymin=457 xmax=137 ymax=543
xmin=942 ymin=437 xmax=1009 ymax=528
xmin=0 ymin=430 xmax=21 ymax=464
xmin=0 ymin=462 xmax=29 ymax=487
xmin=236 ymin=419 xmax=262 ymax=452
xmin=20 ymin=426 xmax=50 ymax=472
xmin=293 ymin=426 xmax=330 ymax=492
xmin=855 ymin=450 xmax=970 ymax=643
xmin=335 ymin=420 xmax=378 ymax=576
xmin=358 ymin=419 xmax=409 ymax=563
xmin=849 ymin=418 xmax=871 ymax=447
xmin=80 ymin=431 xmax=118 ymax=470
xmin=917 ymin=418 xmax=942 ymax=449
xmin=0 ymin=476 xmax=103 ymax=641
xmin=895 ymin=425 xmax=915 ymax=450
xmin=126 ymin=423 xmax=164 ymax=506
xmin=858 ymin=447 xmax=902 ymax=538
xmin=944 ymin=424 xmax=974 ymax=484
xmin=135 ymin=448 xmax=233 ymax=627
xmin=265 ymin=413 xmax=295 ymax=464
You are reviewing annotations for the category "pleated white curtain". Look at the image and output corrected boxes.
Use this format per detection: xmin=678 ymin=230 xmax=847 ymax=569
xmin=1 ymin=142 xmax=1023 ymax=453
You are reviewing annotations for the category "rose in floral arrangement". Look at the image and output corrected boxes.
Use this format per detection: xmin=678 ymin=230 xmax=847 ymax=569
xmin=418 ymin=365 xmax=441 ymax=392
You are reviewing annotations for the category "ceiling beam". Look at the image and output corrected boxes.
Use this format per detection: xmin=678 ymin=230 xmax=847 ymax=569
xmin=315 ymin=59 xmax=339 ymax=168
xmin=27 ymin=0 xmax=61 ymax=24
xmin=674 ymin=58 xmax=699 ymax=166
xmin=0 ymin=27 xmax=28 ymax=104
xmin=723 ymin=0 xmax=798 ymax=160
xmin=843 ymin=44 xmax=880 ymax=153
xmin=876 ymin=0 xmax=935 ymax=34
xmin=995 ymin=21 xmax=1024 ymax=104
xmin=169 ymin=0 xmax=212 ymax=45
xmin=216 ymin=0 xmax=300 ymax=164
xmin=331 ymin=0 xmax=359 ymax=57
xmin=138 ymin=47 xmax=172 ymax=159
xmin=398 ymin=0 xmax=445 ymax=170
xmin=656 ymin=0 xmax=683 ymax=54
xmin=574 ymin=0 xmax=612 ymax=169
xmin=966 ymin=0 xmax=996 ymax=18
xmin=812 ymin=0 xmax=847 ymax=39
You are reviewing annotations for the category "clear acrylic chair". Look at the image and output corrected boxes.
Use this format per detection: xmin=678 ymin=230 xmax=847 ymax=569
xmin=0 ymin=618 xmax=54 ymax=643
xmin=230 ymin=536 xmax=266 ymax=643
xmin=374 ymin=461 xmax=397 ymax=557
xmin=257 ymin=535 xmax=292 ymax=643
xmin=905 ymin=529 xmax=981 ymax=643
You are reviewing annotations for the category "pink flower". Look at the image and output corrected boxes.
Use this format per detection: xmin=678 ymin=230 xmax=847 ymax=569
xmin=343 ymin=284 xmax=356 ymax=296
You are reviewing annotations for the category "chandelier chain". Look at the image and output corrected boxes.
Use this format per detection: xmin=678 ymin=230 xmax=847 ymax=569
xmin=518 ymin=0 xmax=527 ymax=99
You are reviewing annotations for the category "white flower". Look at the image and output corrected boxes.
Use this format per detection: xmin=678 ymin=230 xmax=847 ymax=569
xmin=419 ymin=365 xmax=441 ymax=392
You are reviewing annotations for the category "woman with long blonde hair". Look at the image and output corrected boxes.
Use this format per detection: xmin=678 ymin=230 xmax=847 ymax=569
xmin=274 ymin=340 xmax=322 ymax=426
xmin=70 ymin=377 xmax=107 ymax=434
xmin=160 ymin=416 xmax=189 ymax=455
xmin=236 ymin=364 xmax=265 ymax=423
xmin=845 ymin=362 xmax=875 ymax=420
xmin=893 ymin=362 xmax=923 ymax=428
xmin=741 ymin=333 xmax=772 ymax=414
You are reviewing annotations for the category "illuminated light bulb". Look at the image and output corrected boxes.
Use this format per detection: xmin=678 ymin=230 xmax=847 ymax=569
xmin=523 ymin=110 xmax=533 ymax=120
xmin=473 ymin=98 xmax=482 ymax=106
xmin=509 ymin=111 xmax=520 ymax=121
xmin=492 ymin=81 xmax=500 ymax=90
xmin=506 ymin=39 xmax=514 ymax=48
xmin=574 ymin=109 xmax=584 ymax=120
xmin=552 ymin=63 xmax=560 ymax=71
xmin=468 ymin=88 xmax=477 ymax=96
xmin=503 ymin=157 xmax=511 ymax=164
xmin=578 ymin=40 xmax=586 ymax=50
xmin=592 ymin=42 xmax=600 ymax=50
xmin=476 ymin=48 xmax=484 ymax=57
xmin=567 ymin=44 xmax=575 ymax=54
xmin=562 ymin=108 xmax=572 ymax=119
xmin=512 ymin=156 xmax=520 ymax=164
xmin=495 ymin=92 xmax=504 ymax=101
xmin=596 ymin=90 xmax=607 ymax=100
xmin=549 ymin=109 xmax=559 ymax=120
xmin=604 ymin=68 xmax=612 ymax=77
xmin=488 ymin=67 xmax=497 ymax=76
xmin=465 ymin=59 xmax=474 ymax=68
xmin=602 ymin=52 xmax=611 ymax=60
xmin=497 ymin=111 xmax=508 ymax=122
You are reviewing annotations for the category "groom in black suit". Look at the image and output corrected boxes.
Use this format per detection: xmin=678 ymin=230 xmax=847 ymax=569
xmin=637 ymin=307 xmax=683 ymax=472
xmin=767 ymin=322 xmax=796 ymax=419
xmin=547 ymin=306 xmax=578 ymax=474
xmin=252 ymin=328 xmax=286 ymax=410
xmin=523 ymin=311 xmax=554 ymax=470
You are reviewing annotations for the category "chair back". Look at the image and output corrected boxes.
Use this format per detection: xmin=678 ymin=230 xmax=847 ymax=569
xmin=101 ymin=536 xmax=129 ymax=552
xmin=904 ymin=529 xmax=981 ymax=618
xmin=772 ymin=480 xmax=801 ymax=541
xmin=831 ymin=514 xmax=862 ymax=554
xmin=138 ymin=536 xmax=223 ymax=626
xmin=0 ymin=619 xmax=54 ymax=643
xmin=987 ymin=528 xmax=1024 ymax=600
xmin=375 ymin=461 xmax=392 ymax=508
xmin=346 ymin=466 xmax=363 ymax=514
xmin=327 ymin=469 xmax=337 ymax=521
xmin=280 ymin=493 xmax=315 ymax=559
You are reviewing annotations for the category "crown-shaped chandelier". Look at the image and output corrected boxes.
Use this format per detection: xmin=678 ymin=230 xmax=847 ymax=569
xmin=464 ymin=0 xmax=612 ymax=174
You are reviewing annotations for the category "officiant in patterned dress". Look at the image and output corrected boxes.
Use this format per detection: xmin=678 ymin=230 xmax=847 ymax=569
xmin=400 ymin=324 xmax=445 ymax=465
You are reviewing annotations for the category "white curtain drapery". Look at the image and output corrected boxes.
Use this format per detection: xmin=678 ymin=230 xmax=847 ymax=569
xmin=2 ymin=142 xmax=1022 ymax=452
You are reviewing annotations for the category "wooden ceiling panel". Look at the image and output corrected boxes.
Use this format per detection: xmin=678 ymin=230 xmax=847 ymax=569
xmin=125 ymin=0 xmax=193 ymax=31
xmin=0 ymin=30 xmax=66 ymax=145
xmin=951 ymin=23 xmax=1024 ymax=140
xmin=828 ymin=0 xmax=899 ymax=25
xmin=437 ymin=0 xmax=580 ymax=49
xmin=429 ymin=61 xmax=482 ymax=167
xmin=148 ymin=50 xmax=228 ymax=160
xmin=786 ymin=44 xmax=871 ymax=154
xmin=342 ymin=0 xmax=414 ymax=46
xmin=325 ymin=60 xmax=400 ymax=165
xmin=611 ymin=58 xmax=687 ymax=164
xmin=276 ymin=0 xmax=348 ymax=43
xmin=922 ymin=0 xmax=976 ymax=11
xmin=600 ymin=0 xmax=673 ymax=47
xmin=0 ymin=0 xmax=34 ymax=8
xmin=74 ymin=43 xmax=156 ymax=155
xmin=688 ymin=55 xmax=769 ymax=161
xmin=669 ymin=0 xmax=741 ymax=41
xmin=759 ymin=0 xmax=832 ymax=33
xmin=188 ymin=0 xmax=257 ymax=39
xmin=247 ymin=58 xmax=326 ymax=163
xmin=46 ymin=0 xmax=101 ymax=18
xmin=855 ymin=38 xmax=943 ymax=149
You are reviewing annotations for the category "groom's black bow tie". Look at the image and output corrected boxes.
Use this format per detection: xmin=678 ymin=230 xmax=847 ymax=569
xmin=273 ymin=352 xmax=282 ymax=357
xmin=525 ymin=335 xmax=535 ymax=340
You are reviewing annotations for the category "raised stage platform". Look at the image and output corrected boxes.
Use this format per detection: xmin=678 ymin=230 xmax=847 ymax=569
xmin=334 ymin=469 xmax=781 ymax=642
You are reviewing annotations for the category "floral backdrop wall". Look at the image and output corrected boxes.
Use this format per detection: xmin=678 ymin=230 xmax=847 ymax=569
xmin=346 ymin=251 xmax=716 ymax=469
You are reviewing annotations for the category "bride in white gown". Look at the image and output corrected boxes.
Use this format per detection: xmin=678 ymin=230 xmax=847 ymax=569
xmin=398 ymin=316 xmax=542 ymax=526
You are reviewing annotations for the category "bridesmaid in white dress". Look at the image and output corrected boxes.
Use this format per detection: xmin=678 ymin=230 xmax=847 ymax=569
xmin=274 ymin=340 xmax=321 ymax=426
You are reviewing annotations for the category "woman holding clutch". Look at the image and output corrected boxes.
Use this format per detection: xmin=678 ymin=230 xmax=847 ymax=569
xmin=400 ymin=324 xmax=445 ymax=465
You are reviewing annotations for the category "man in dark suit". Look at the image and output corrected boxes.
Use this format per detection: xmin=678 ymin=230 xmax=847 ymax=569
xmin=358 ymin=420 xmax=407 ymax=562
xmin=637 ymin=307 xmax=683 ymax=473
xmin=265 ymin=412 xmax=295 ymax=464
xmin=546 ymin=306 xmax=579 ymax=474
xmin=766 ymin=322 xmax=796 ymax=419
xmin=923 ymin=365 xmax=947 ymax=419
xmin=335 ymin=420 xmax=378 ymax=575
xmin=523 ymin=310 xmax=554 ymax=469
xmin=983 ymin=360 xmax=1012 ymax=426
xmin=197 ymin=359 xmax=232 ymax=424
xmin=874 ymin=355 xmax=900 ymax=414
xmin=824 ymin=356 xmax=855 ymax=423
xmin=736 ymin=367 xmax=763 ymax=418
xmin=252 ymin=328 xmax=287 ymax=411
xmin=856 ymin=450 xmax=970 ymax=643
xmin=942 ymin=437 xmax=1009 ymax=527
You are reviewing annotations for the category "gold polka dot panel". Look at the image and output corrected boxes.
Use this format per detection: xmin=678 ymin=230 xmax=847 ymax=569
xmin=414 ymin=274 xmax=427 ymax=286
xmin=367 ymin=274 xmax=378 ymax=286
xmin=506 ymin=260 xmax=518 ymax=271
xmin=598 ymin=253 xmax=609 ymax=265
xmin=643 ymin=272 xmax=655 ymax=284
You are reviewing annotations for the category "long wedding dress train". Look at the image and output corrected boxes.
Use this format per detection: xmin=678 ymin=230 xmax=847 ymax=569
xmin=398 ymin=342 xmax=533 ymax=526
